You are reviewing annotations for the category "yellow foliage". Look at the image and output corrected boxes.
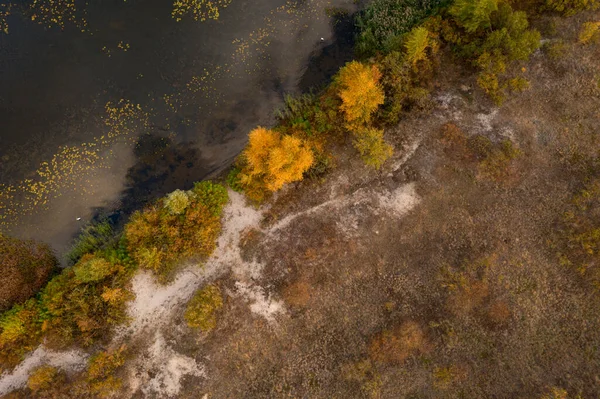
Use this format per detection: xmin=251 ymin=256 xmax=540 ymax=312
xmin=336 ymin=61 xmax=385 ymax=129
xmin=404 ymin=26 xmax=439 ymax=67
xmin=87 ymin=345 xmax=127 ymax=398
xmin=240 ymin=127 xmax=314 ymax=193
xmin=579 ymin=22 xmax=600 ymax=44
xmin=27 ymin=365 xmax=58 ymax=393
xmin=184 ymin=284 xmax=224 ymax=331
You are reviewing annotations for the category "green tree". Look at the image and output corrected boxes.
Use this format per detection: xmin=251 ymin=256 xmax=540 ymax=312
xmin=450 ymin=0 xmax=499 ymax=33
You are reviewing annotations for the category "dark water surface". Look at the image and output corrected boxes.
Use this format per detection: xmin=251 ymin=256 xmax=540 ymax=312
xmin=0 ymin=0 xmax=355 ymax=255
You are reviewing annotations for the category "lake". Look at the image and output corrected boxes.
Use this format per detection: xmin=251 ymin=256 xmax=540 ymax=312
xmin=0 ymin=0 xmax=356 ymax=256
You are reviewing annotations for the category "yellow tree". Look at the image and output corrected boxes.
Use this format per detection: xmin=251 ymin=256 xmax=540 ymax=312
xmin=336 ymin=61 xmax=385 ymax=130
xmin=241 ymin=127 xmax=314 ymax=192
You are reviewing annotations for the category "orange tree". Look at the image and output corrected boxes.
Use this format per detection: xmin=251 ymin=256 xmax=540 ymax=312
xmin=238 ymin=127 xmax=314 ymax=201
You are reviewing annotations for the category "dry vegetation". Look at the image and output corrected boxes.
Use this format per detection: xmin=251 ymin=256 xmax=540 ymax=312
xmin=163 ymin=7 xmax=599 ymax=399
xmin=1 ymin=0 xmax=600 ymax=398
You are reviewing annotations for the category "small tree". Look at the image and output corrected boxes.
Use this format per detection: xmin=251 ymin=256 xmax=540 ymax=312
xmin=185 ymin=284 xmax=223 ymax=331
xmin=450 ymin=0 xmax=499 ymax=33
xmin=404 ymin=26 xmax=438 ymax=67
xmin=240 ymin=127 xmax=314 ymax=193
xmin=336 ymin=61 xmax=385 ymax=130
xmin=352 ymin=127 xmax=393 ymax=169
xmin=579 ymin=21 xmax=600 ymax=44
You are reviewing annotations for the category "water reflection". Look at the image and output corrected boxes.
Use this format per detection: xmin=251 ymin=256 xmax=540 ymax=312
xmin=0 ymin=0 xmax=356 ymax=253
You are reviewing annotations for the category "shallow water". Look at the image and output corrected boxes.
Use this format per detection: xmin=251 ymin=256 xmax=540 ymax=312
xmin=0 ymin=0 xmax=356 ymax=255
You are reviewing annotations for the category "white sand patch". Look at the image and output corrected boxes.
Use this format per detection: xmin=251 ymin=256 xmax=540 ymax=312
xmin=476 ymin=109 xmax=499 ymax=132
xmin=379 ymin=183 xmax=420 ymax=217
xmin=0 ymin=346 xmax=87 ymax=394
xmin=128 ymin=332 xmax=204 ymax=397
xmin=234 ymin=282 xmax=285 ymax=322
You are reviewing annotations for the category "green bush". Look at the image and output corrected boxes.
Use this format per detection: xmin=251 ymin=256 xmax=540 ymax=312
xmin=352 ymin=127 xmax=394 ymax=169
xmin=185 ymin=284 xmax=224 ymax=331
xmin=65 ymin=219 xmax=114 ymax=266
xmin=356 ymin=0 xmax=447 ymax=55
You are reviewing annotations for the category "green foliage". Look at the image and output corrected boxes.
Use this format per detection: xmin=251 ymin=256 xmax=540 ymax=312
xmin=73 ymin=255 xmax=117 ymax=284
xmin=0 ymin=234 xmax=58 ymax=312
xmin=227 ymin=166 xmax=244 ymax=192
xmin=355 ymin=0 xmax=447 ymax=55
xmin=184 ymin=284 xmax=224 ymax=331
xmin=190 ymin=181 xmax=229 ymax=216
xmin=0 ymin=299 xmax=42 ymax=367
xmin=450 ymin=0 xmax=499 ymax=33
xmin=376 ymin=51 xmax=431 ymax=124
xmin=164 ymin=189 xmax=190 ymax=215
xmin=445 ymin=0 xmax=540 ymax=103
xmin=125 ymin=182 xmax=228 ymax=281
xmin=275 ymin=92 xmax=340 ymax=138
xmin=65 ymin=219 xmax=114 ymax=266
xmin=352 ymin=127 xmax=394 ymax=169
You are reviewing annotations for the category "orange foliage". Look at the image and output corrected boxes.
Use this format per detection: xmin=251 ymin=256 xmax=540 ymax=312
xmin=336 ymin=61 xmax=385 ymax=129
xmin=240 ymin=127 xmax=314 ymax=193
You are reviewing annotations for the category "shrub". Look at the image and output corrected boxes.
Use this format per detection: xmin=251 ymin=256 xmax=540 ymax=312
xmin=477 ymin=139 xmax=522 ymax=181
xmin=559 ymin=180 xmax=600 ymax=289
xmin=369 ymin=321 xmax=426 ymax=364
xmin=184 ymin=284 xmax=224 ymax=331
xmin=450 ymin=0 xmax=499 ymax=33
xmin=404 ymin=26 xmax=439 ymax=66
xmin=125 ymin=182 xmax=228 ymax=280
xmin=0 ymin=299 xmax=42 ymax=367
xmin=275 ymin=92 xmax=340 ymax=138
xmin=335 ymin=61 xmax=385 ymax=130
xmin=27 ymin=365 xmax=60 ymax=393
xmin=579 ymin=21 xmax=600 ymax=44
xmin=352 ymin=127 xmax=394 ymax=169
xmin=73 ymin=254 xmax=116 ymax=284
xmin=542 ymin=0 xmax=599 ymax=16
xmin=164 ymin=189 xmax=190 ymax=215
xmin=376 ymin=51 xmax=431 ymax=124
xmin=239 ymin=127 xmax=314 ymax=195
xmin=355 ymin=0 xmax=446 ymax=55
xmin=38 ymin=253 xmax=133 ymax=348
xmin=0 ymin=234 xmax=58 ymax=312
xmin=87 ymin=345 xmax=127 ymax=397
xmin=65 ymin=219 xmax=114 ymax=266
